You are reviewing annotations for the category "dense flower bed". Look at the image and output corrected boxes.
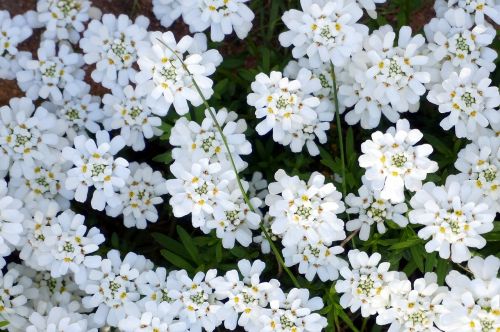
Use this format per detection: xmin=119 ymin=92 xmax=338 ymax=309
xmin=0 ymin=0 xmax=498 ymax=331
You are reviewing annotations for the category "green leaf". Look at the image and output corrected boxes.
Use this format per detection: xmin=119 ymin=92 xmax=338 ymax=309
xmin=333 ymin=303 xmax=360 ymax=332
xmin=425 ymin=252 xmax=437 ymax=273
xmin=436 ymin=258 xmax=451 ymax=284
xmin=0 ymin=321 xmax=8 ymax=328
xmin=215 ymin=241 xmax=223 ymax=263
xmin=152 ymin=151 xmax=173 ymax=164
xmin=424 ymin=133 xmax=452 ymax=157
xmin=390 ymin=238 xmax=422 ymax=250
xmin=176 ymin=226 xmax=202 ymax=265
xmin=410 ymin=245 xmax=425 ymax=272
xmin=151 ymin=233 xmax=192 ymax=261
xmin=160 ymin=249 xmax=194 ymax=272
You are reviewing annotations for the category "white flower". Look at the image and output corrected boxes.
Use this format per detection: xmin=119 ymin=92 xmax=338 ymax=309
xmin=346 ymin=177 xmax=408 ymax=240
xmin=8 ymin=159 xmax=73 ymax=210
xmin=283 ymin=239 xmax=346 ymax=281
xmin=359 ymin=119 xmax=438 ymax=203
xmin=0 ymin=97 xmax=64 ymax=178
xmin=37 ymin=209 xmax=104 ymax=282
xmin=206 ymin=183 xmax=261 ymax=248
xmin=183 ymin=0 xmax=255 ymax=42
xmin=377 ymin=273 xmax=447 ymax=332
xmin=409 ymin=175 xmax=495 ymax=263
xmin=248 ymin=171 xmax=269 ymax=201
xmin=284 ymin=58 xmax=338 ymax=115
xmin=42 ymin=84 xmax=104 ymax=142
xmin=360 ymin=25 xmax=430 ymax=114
xmin=279 ymin=0 xmax=366 ymax=68
xmin=428 ymin=66 xmax=500 ymax=139
xmin=211 ymin=260 xmax=275 ymax=331
xmin=152 ymin=0 xmax=185 ymax=28
xmin=252 ymin=213 xmax=277 ymax=254
xmin=80 ymin=14 xmax=150 ymax=90
xmin=455 ymin=136 xmax=500 ymax=212
xmin=82 ymin=250 xmax=153 ymax=328
xmin=106 ymin=162 xmax=168 ymax=229
xmin=336 ymin=250 xmax=402 ymax=317
xmin=17 ymin=40 xmax=86 ymax=102
xmin=260 ymin=288 xmax=327 ymax=332
xmin=0 ymin=10 xmax=32 ymax=79
xmin=37 ymin=0 xmax=92 ymax=43
xmin=265 ymin=169 xmax=346 ymax=247
xmin=356 ymin=0 xmax=387 ymax=18
xmin=166 ymin=157 xmax=235 ymax=227
xmin=26 ymin=306 xmax=95 ymax=332
xmin=62 ymin=131 xmax=130 ymax=211
xmin=0 ymin=264 xmax=39 ymax=330
xmin=166 ymin=269 xmax=224 ymax=332
xmin=19 ymin=200 xmax=61 ymax=271
xmin=136 ymin=31 xmax=222 ymax=115
xmin=170 ymin=108 xmax=251 ymax=171
xmin=247 ymin=69 xmax=332 ymax=156
xmin=435 ymin=0 xmax=500 ymax=25
xmin=118 ymin=301 xmax=187 ymax=332
xmin=102 ymin=85 xmax=163 ymax=151
xmin=424 ymin=8 xmax=497 ymax=72
xmin=438 ymin=256 xmax=500 ymax=332
xmin=338 ymin=57 xmax=402 ymax=129
xmin=0 ymin=180 xmax=24 ymax=268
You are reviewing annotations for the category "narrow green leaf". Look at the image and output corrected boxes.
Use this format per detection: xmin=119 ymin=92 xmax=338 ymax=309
xmin=390 ymin=238 xmax=422 ymax=250
xmin=333 ymin=304 xmax=360 ymax=332
xmin=152 ymin=233 xmax=192 ymax=261
xmin=160 ymin=249 xmax=194 ymax=272
xmin=410 ymin=246 xmax=425 ymax=272
xmin=176 ymin=226 xmax=202 ymax=265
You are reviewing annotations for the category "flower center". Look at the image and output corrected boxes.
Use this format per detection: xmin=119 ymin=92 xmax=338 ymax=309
xmin=481 ymin=166 xmax=497 ymax=183
xmin=128 ymin=106 xmax=143 ymax=120
xmin=91 ymin=164 xmax=107 ymax=177
xmin=201 ymin=134 xmax=216 ymax=153
xmin=296 ymin=205 xmax=312 ymax=219
xmin=461 ymin=91 xmax=476 ymax=107
xmin=194 ymin=183 xmax=208 ymax=195
xmin=42 ymin=63 xmax=58 ymax=78
xmin=388 ymin=58 xmax=403 ymax=78
xmin=66 ymin=108 xmax=81 ymax=120
xmin=455 ymin=34 xmax=470 ymax=53
xmin=391 ymin=153 xmax=407 ymax=168
xmin=189 ymin=290 xmax=205 ymax=305
xmin=62 ymin=241 xmax=74 ymax=253
xmin=159 ymin=66 xmax=177 ymax=81
xmin=408 ymin=310 xmax=428 ymax=325
xmin=280 ymin=314 xmax=296 ymax=329
xmin=480 ymin=318 xmax=494 ymax=332
xmin=56 ymin=0 xmax=81 ymax=16
xmin=160 ymin=289 xmax=173 ymax=303
xmin=357 ymin=276 xmax=375 ymax=296
xmin=110 ymin=38 xmax=132 ymax=63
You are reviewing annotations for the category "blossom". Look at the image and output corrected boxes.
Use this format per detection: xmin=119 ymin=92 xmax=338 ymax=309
xmin=424 ymin=8 xmax=497 ymax=72
xmin=62 ymin=131 xmax=130 ymax=211
xmin=37 ymin=0 xmax=92 ymax=43
xmin=427 ymin=66 xmax=500 ymax=139
xmin=106 ymin=162 xmax=168 ymax=229
xmin=16 ymin=40 xmax=86 ymax=102
xmin=279 ymin=0 xmax=366 ymax=68
xmin=35 ymin=209 xmax=104 ymax=282
xmin=118 ymin=301 xmax=187 ymax=332
xmin=7 ymin=159 xmax=74 ymax=210
xmin=42 ymin=84 xmax=103 ymax=142
xmin=438 ymin=255 xmax=500 ymax=332
xmin=136 ymin=31 xmax=222 ymax=115
xmin=336 ymin=250 xmax=402 ymax=317
xmin=260 ymin=288 xmax=327 ymax=332
xmin=206 ymin=183 xmax=261 ymax=248
xmin=377 ymin=273 xmax=447 ymax=332
xmin=409 ymin=175 xmax=495 ymax=262
xmin=356 ymin=0 xmax=387 ymax=18
xmin=152 ymin=0 xmax=185 ymax=28
xmin=81 ymin=250 xmax=153 ymax=328
xmin=359 ymin=25 xmax=430 ymax=114
xmin=102 ymin=85 xmax=163 ymax=151
xmin=247 ymin=69 xmax=331 ymax=156
xmin=434 ymin=0 xmax=500 ymax=25
xmin=166 ymin=157 xmax=235 ymax=227
xmin=359 ymin=119 xmax=438 ymax=203
xmin=166 ymin=269 xmax=224 ymax=331
xmin=346 ymin=177 xmax=408 ymax=241
xmin=170 ymin=108 xmax=251 ymax=171
xmin=183 ymin=0 xmax=255 ymax=42
xmin=455 ymin=136 xmax=500 ymax=212
xmin=0 ymin=10 xmax=33 ymax=79
xmin=80 ymin=14 xmax=150 ymax=89
xmin=0 ymin=180 xmax=24 ymax=268
xmin=0 ymin=264 xmax=39 ymax=330
xmin=265 ymin=169 xmax=346 ymax=247
xmin=0 ymin=97 xmax=64 ymax=178
xmin=26 ymin=306 xmax=94 ymax=332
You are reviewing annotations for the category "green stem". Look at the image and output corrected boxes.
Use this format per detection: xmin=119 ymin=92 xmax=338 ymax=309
xmin=156 ymin=38 xmax=301 ymax=288
xmin=329 ymin=63 xmax=347 ymax=198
